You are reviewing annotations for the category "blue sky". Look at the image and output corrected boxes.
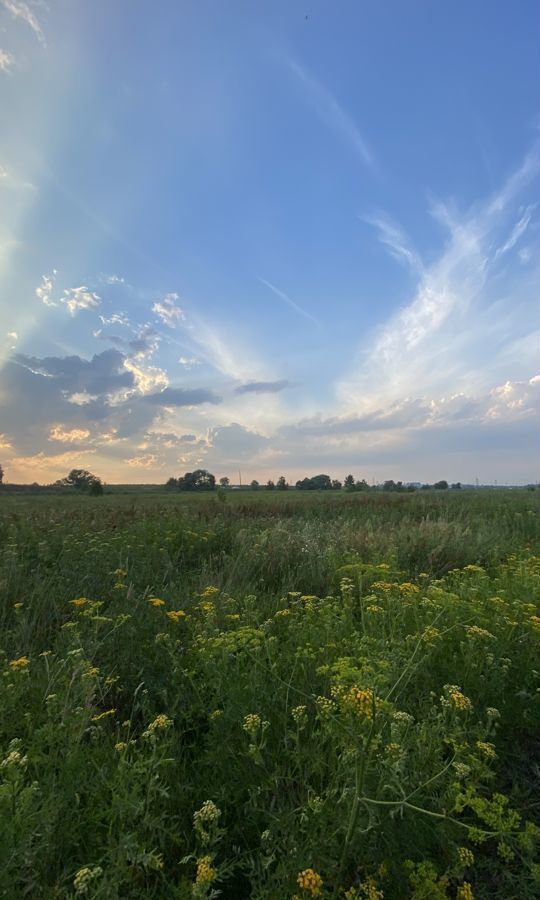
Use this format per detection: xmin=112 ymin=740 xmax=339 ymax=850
xmin=1 ymin=0 xmax=539 ymax=484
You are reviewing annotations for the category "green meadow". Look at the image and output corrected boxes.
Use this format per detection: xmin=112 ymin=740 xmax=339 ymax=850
xmin=1 ymin=489 xmax=539 ymax=898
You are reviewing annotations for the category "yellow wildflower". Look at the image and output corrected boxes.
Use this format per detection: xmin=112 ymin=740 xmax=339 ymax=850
xmin=360 ymin=877 xmax=384 ymax=899
xmin=342 ymin=686 xmax=375 ymax=717
xmin=458 ymin=846 xmax=475 ymax=867
xmin=13 ymin=602 xmax=23 ymax=609
xmin=242 ymin=713 xmax=262 ymax=735
xmin=9 ymin=656 xmax=29 ymax=671
xmin=148 ymin=597 xmax=166 ymax=607
xmin=70 ymin=597 xmax=89 ymax=607
xmin=91 ymin=708 xmax=116 ymax=722
xmin=195 ymin=855 xmax=216 ymax=884
xmin=456 ymin=883 xmax=474 ymax=900
xmin=476 ymin=741 xmax=497 ymax=759
xmin=142 ymin=713 xmax=173 ymax=738
xmin=114 ymin=742 xmax=127 ymax=751
xmin=166 ymin=609 xmax=186 ymax=623
xmin=297 ymin=868 xmax=323 ymax=896
xmin=441 ymin=685 xmax=472 ymax=712
xmin=73 ymin=866 xmax=103 ymax=894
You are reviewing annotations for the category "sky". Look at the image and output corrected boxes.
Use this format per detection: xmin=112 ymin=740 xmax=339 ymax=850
xmin=0 ymin=0 xmax=539 ymax=485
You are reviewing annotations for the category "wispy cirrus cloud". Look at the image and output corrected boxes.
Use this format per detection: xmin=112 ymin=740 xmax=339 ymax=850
xmin=340 ymin=145 xmax=540 ymax=411
xmin=61 ymin=286 xmax=101 ymax=316
xmin=1 ymin=0 xmax=45 ymax=44
xmin=288 ymin=57 xmax=375 ymax=170
xmin=0 ymin=48 xmax=15 ymax=74
xmin=360 ymin=212 xmax=423 ymax=276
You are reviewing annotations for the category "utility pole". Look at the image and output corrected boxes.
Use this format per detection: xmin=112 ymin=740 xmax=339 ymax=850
xmin=238 ymin=470 xmax=242 ymax=487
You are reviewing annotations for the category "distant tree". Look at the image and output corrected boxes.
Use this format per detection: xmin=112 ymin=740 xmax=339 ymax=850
xmin=219 ymin=476 xmax=230 ymax=488
xmin=165 ymin=476 xmax=178 ymax=491
xmin=382 ymin=480 xmax=396 ymax=492
xmin=331 ymin=479 xmax=342 ymax=490
xmin=434 ymin=480 xmax=449 ymax=490
xmin=62 ymin=469 xmax=102 ymax=492
xmin=311 ymin=474 xmax=332 ymax=490
xmin=88 ymin=478 xmax=104 ymax=496
xmin=0 ymin=463 xmax=4 ymax=485
xmin=451 ymin=482 xmax=462 ymax=490
xmin=295 ymin=477 xmax=312 ymax=490
xmin=276 ymin=475 xmax=288 ymax=490
xmin=178 ymin=469 xmax=216 ymax=491
xmin=344 ymin=474 xmax=355 ymax=491
xmin=266 ymin=479 xmax=275 ymax=491
xmin=356 ymin=478 xmax=369 ymax=491
xmin=250 ymin=479 xmax=260 ymax=491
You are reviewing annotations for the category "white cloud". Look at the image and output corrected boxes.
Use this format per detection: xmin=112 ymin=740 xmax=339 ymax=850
xmin=288 ymin=57 xmax=375 ymax=169
xmin=49 ymin=425 xmax=91 ymax=443
xmin=339 ymin=147 xmax=540 ymax=411
xmin=35 ymin=270 xmax=57 ymax=306
xmin=493 ymin=206 xmax=534 ymax=261
xmin=62 ymin=286 xmax=101 ymax=316
xmin=0 ymin=49 xmax=15 ymax=74
xmin=361 ymin=212 xmax=423 ymax=276
xmin=103 ymin=274 xmax=126 ymax=285
xmin=0 ymin=433 xmax=12 ymax=449
xmin=178 ymin=356 xmax=200 ymax=369
xmin=125 ymin=454 xmax=160 ymax=468
xmin=1 ymin=0 xmax=45 ymax=45
xmin=152 ymin=292 xmax=185 ymax=328
xmin=99 ymin=311 xmax=130 ymax=326
xmin=122 ymin=358 xmax=169 ymax=396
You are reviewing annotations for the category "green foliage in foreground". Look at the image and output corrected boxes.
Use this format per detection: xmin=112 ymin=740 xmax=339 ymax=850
xmin=0 ymin=490 xmax=539 ymax=898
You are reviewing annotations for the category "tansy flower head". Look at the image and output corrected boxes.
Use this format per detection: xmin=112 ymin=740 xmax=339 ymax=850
xmin=458 ymin=846 xmax=475 ymax=867
xmin=91 ymin=708 xmax=116 ymax=722
xmin=9 ymin=656 xmax=29 ymax=671
xmin=456 ymin=883 xmax=474 ymax=900
xmin=166 ymin=609 xmax=186 ymax=623
xmin=148 ymin=597 xmax=166 ymax=607
xmin=195 ymin=855 xmax=216 ymax=885
xmin=142 ymin=713 xmax=173 ymax=738
xmin=297 ymin=868 xmax=323 ymax=896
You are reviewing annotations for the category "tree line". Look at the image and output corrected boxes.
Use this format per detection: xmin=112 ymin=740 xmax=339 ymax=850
xmin=164 ymin=470 xmax=461 ymax=492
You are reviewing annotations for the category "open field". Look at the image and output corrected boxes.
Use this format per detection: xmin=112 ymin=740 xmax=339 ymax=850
xmin=1 ymin=489 xmax=539 ymax=898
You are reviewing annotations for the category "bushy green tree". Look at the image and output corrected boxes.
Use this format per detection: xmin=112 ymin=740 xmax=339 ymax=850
xmin=178 ymin=470 xmax=216 ymax=491
xmin=276 ymin=476 xmax=288 ymax=491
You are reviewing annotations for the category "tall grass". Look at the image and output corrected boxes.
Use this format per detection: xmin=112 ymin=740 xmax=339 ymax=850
xmin=0 ymin=490 xmax=539 ymax=897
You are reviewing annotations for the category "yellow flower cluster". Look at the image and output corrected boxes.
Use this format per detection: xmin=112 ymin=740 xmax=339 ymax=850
xmin=341 ymin=686 xmax=375 ymax=717
xmin=91 ymin=708 xmax=116 ymax=722
xmin=199 ymin=601 xmax=215 ymax=615
xmin=142 ymin=713 xmax=173 ymax=738
xmin=194 ymin=799 xmax=221 ymax=826
xmin=371 ymin=581 xmax=396 ymax=591
xmin=73 ymin=866 xmax=103 ymax=894
xmin=242 ymin=713 xmax=262 ymax=735
xmin=399 ymin=582 xmax=420 ymax=594
xmin=458 ymin=846 xmax=475 ymax=867
xmin=201 ymin=586 xmax=220 ymax=599
xmin=148 ymin=597 xmax=166 ymax=607
xmin=297 ymin=868 xmax=323 ymax=896
xmin=456 ymin=882 xmax=474 ymax=900
xmin=275 ymin=608 xmax=291 ymax=617
xmin=422 ymin=626 xmax=440 ymax=643
xmin=9 ymin=656 xmax=29 ymax=671
xmin=441 ymin=685 xmax=472 ymax=712
xmin=465 ymin=625 xmax=495 ymax=640
xmin=70 ymin=597 xmax=89 ymax=607
xmin=360 ymin=877 xmax=385 ymax=899
xmin=195 ymin=855 xmax=216 ymax=884
xmin=476 ymin=741 xmax=497 ymax=760
xmin=166 ymin=609 xmax=186 ymax=623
